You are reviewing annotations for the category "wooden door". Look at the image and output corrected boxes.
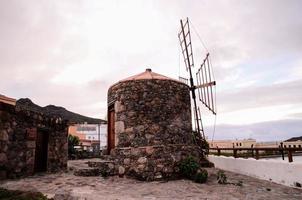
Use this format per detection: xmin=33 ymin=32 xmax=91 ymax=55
xmin=34 ymin=130 xmax=49 ymax=172
xmin=107 ymin=105 xmax=115 ymax=154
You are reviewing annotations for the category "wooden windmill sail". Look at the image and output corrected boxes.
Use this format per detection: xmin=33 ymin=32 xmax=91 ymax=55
xmin=178 ymin=17 xmax=216 ymax=140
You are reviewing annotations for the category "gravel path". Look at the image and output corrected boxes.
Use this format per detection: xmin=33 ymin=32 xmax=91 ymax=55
xmin=1 ymin=168 xmax=301 ymax=200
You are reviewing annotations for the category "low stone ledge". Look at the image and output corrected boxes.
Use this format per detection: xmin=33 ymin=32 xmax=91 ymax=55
xmin=74 ymin=168 xmax=100 ymax=177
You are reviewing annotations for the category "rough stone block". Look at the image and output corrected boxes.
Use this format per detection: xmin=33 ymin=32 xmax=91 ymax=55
xmin=0 ymin=153 xmax=7 ymax=163
xmin=145 ymin=146 xmax=154 ymax=155
xmin=118 ymin=166 xmax=125 ymax=175
xmin=115 ymin=121 xmax=125 ymax=134
xmin=138 ymin=157 xmax=147 ymax=164
xmin=0 ymin=130 xmax=8 ymax=141
xmin=26 ymin=141 xmax=36 ymax=148
xmin=123 ymin=158 xmax=130 ymax=165
xmin=115 ymin=101 xmax=125 ymax=113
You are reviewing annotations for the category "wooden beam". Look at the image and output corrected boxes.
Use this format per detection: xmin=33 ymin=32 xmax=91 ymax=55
xmin=196 ymin=81 xmax=216 ymax=89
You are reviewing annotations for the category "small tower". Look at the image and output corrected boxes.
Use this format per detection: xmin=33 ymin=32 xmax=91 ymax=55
xmin=106 ymin=69 xmax=207 ymax=180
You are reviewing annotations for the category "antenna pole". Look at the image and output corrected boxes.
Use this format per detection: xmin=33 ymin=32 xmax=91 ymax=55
xmin=180 ymin=19 xmax=201 ymax=137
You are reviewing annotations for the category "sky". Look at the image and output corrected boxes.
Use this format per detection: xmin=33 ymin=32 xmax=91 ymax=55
xmin=1 ymin=0 xmax=302 ymax=141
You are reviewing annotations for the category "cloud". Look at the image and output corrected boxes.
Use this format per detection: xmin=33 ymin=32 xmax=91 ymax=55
xmin=205 ymin=119 xmax=302 ymax=142
xmin=0 ymin=0 xmax=302 ymax=141
xmin=288 ymin=112 xmax=302 ymax=119
xmin=216 ymin=78 xmax=302 ymax=113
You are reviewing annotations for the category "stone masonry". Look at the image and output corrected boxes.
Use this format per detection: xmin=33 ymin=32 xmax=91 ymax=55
xmin=0 ymin=102 xmax=68 ymax=179
xmin=108 ymin=79 xmax=194 ymax=148
xmin=101 ymin=69 xmax=210 ymax=181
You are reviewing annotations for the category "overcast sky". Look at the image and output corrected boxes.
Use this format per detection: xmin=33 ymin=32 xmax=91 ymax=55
xmin=1 ymin=0 xmax=301 ymax=141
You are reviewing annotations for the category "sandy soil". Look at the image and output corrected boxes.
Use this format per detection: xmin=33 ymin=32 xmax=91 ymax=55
xmin=1 ymin=168 xmax=301 ymax=200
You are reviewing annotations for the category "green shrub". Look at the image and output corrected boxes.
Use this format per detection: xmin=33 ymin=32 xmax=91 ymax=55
xmin=100 ymin=169 xmax=110 ymax=178
xmin=0 ymin=188 xmax=50 ymax=200
xmin=68 ymin=134 xmax=80 ymax=159
xmin=179 ymin=156 xmax=200 ymax=179
xmin=201 ymin=139 xmax=209 ymax=150
xmin=217 ymin=170 xmax=227 ymax=184
xmin=194 ymin=169 xmax=208 ymax=183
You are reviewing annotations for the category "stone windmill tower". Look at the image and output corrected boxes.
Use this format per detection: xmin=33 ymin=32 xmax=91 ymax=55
xmin=106 ymin=68 xmax=210 ymax=180
xmin=101 ymin=17 xmax=216 ymax=181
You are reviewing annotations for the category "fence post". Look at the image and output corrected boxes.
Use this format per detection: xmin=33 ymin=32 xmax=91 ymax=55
xmin=233 ymin=149 xmax=238 ymax=158
xmin=280 ymin=143 xmax=284 ymax=160
xmin=281 ymin=149 xmax=284 ymax=160
xmin=288 ymin=150 xmax=293 ymax=163
xmin=255 ymin=150 xmax=259 ymax=160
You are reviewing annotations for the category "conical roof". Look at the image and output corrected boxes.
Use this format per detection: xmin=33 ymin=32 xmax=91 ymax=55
xmin=110 ymin=68 xmax=183 ymax=88
xmin=120 ymin=68 xmax=175 ymax=81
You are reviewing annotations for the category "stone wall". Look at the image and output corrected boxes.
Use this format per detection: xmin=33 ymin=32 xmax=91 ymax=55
xmin=108 ymin=79 xmax=193 ymax=148
xmin=111 ymin=145 xmax=208 ymax=180
xmin=0 ymin=102 xmax=68 ymax=179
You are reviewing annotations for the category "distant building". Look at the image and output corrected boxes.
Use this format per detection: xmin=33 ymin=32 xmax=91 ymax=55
xmin=208 ymin=139 xmax=256 ymax=148
xmin=283 ymin=136 xmax=302 ymax=148
xmin=208 ymin=137 xmax=302 ymax=149
xmin=255 ymin=141 xmax=280 ymax=148
xmin=68 ymin=122 xmax=107 ymax=151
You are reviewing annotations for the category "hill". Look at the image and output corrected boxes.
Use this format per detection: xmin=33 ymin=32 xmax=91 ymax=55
xmin=16 ymin=98 xmax=106 ymax=124
xmin=284 ymin=136 xmax=302 ymax=142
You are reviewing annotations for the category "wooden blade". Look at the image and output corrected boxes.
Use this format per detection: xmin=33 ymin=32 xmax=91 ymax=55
xmin=196 ymin=53 xmax=216 ymax=115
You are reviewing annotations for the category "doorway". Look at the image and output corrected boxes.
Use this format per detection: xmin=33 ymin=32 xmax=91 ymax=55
xmin=34 ymin=129 xmax=49 ymax=173
xmin=107 ymin=105 xmax=115 ymax=154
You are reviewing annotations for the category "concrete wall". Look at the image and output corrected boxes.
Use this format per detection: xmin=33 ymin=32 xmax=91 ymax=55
xmin=208 ymin=155 xmax=302 ymax=188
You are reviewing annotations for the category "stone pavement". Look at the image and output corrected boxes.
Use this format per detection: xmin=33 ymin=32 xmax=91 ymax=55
xmin=0 ymin=168 xmax=301 ymax=200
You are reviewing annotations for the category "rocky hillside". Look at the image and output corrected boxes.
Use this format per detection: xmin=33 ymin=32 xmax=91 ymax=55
xmin=284 ymin=136 xmax=302 ymax=142
xmin=16 ymin=98 xmax=106 ymax=124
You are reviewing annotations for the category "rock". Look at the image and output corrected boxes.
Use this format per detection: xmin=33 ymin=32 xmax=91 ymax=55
xmin=154 ymin=172 xmax=162 ymax=180
xmin=125 ymin=127 xmax=133 ymax=133
xmin=118 ymin=166 xmax=125 ymax=176
xmin=0 ymin=130 xmax=8 ymax=141
xmin=26 ymin=141 xmax=36 ymax=148
xmin=115 ymin=101 xmax=125 ymax=113
xmin=138 ymin=157 xmax=147 ymax=164
xmin=128 ymin=111 xmax=136 ymax=117
xmin=130 ymin=148 xmax=140 ymax=156
xmin=108 ymin=163 xmax=115 ymax=170
xmin=138 ymin=164 xmax=145 ymax=170
xmin=74 ymin=168 xmax=100 ymax=177
xmin=146 ymin=147 xmax=154 ymax=155
xmin=145 ymin=134 xmax=153 ymax=140
xmin=134 ymin=125 xmax=145 ymax=132
xmin=0 ymin=153 xmax=7 ymax=163
xmin=123 ymin=158 xmax=131 ymax=165
xmin=156 ymin=164 xmax=164 ymax=170
xmin=115 ymin=121 xmax=125 ymax=134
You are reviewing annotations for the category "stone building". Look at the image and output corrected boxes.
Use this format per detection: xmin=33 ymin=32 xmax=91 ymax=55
xmin=0 ymin=95 xmax=68 ymax=179
xmin=105 ymin=69 xmax=208 ymax=180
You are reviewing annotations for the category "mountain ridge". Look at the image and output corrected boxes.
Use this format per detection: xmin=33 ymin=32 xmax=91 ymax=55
xmin=16 ymin=98 xmax=106 ymax=124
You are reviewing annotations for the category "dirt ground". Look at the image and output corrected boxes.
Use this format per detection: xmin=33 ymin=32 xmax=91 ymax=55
xmin=1 ymin=168 xmax=301 ymax=200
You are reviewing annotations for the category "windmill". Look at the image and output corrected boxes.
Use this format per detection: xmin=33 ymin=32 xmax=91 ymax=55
xmin=178 ymin=18 xmax=216 ymax=143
